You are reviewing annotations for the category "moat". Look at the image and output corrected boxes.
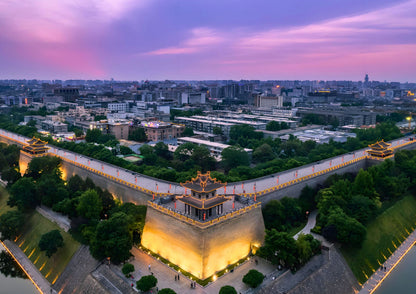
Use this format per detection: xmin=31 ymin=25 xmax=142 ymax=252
xmin=0 ymin=244 xmax=36 ymax=294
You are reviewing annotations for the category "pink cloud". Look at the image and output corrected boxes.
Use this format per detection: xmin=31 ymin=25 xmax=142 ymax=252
xmin=144 ymin=27 xmax=224 ymax=55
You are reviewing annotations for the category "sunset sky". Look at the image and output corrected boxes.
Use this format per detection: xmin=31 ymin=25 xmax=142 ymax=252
xmin=0 ymin=0 xmax=415 ymax=81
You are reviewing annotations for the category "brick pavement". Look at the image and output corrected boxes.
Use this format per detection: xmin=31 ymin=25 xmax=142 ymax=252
xmin=129 ymin=246 xmax=277 ymax=294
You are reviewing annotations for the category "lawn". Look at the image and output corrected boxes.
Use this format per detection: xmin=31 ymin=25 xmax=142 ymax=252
xmin=16 ymin=212 xmax=80 ymax=283
xmin=0 ymin=188 xmax=80 ymax=284
xmin=0 ymin=186 xmax=16 ymax=215
xmin=341 ymin=195 xmax=416 ymax=284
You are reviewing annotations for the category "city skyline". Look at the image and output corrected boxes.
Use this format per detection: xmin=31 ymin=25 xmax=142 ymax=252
xmin=0 ymin=0 xmax=415 ymax=82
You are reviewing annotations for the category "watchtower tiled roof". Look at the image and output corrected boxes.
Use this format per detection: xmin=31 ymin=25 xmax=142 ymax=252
xmin=367 ymin=140 xmax=393 ymax=157
xmin=22 ymin=137 xmax=49 ymax=154
xmin=180 ymin=171 xmax=226 ymax=193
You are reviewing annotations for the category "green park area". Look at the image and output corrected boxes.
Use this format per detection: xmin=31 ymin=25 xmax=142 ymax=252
xmin=341 ymin=195 xmax=416 ymax=284
xmin=0 ymin=189 xmax=80 ymax=284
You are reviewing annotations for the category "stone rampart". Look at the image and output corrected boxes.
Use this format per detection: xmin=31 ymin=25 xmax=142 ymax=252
xmin=141 ymin=203 xmax=265 ymax=279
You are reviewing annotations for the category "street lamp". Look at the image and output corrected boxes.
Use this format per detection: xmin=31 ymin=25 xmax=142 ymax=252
xmin=406 ymin=116 xmax=412 ymax=129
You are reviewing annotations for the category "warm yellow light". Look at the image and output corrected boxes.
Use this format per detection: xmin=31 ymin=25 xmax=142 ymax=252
xmin=213 ymin=275 xmax=217 ymax=281
xmin=406 ymin=117 xmax=412 ymax=121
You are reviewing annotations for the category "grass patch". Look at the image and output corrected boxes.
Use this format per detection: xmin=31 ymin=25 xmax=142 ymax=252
xmin=288 ymin=219 xmax=308 ymax=237
xmin=341 ymin=195 xmax=416 ymax=284
xmin=16 ymin=212 xmax=80 ymax=284
xmin=0 ymin=186 xmax=16 ymax=215
xmin=0 ymin=186 xmax=80 ymax=284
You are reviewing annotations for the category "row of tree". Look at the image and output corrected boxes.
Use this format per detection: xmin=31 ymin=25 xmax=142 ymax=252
xmin=0 ymin=153 xmax=146 ymax=264
xmin=314 ymin=149 xmax=416 ymax=248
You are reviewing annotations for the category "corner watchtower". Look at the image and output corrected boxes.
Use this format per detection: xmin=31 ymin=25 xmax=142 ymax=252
xmin=179 ymin=171 xmax=229 ymax=221
xmin=19 ymin=137 xmax=49 ymax=175
xmin=367 ymin=140 xmax=393 ymax=158
xmin=141 ymin=171 xmax=265 ymax=280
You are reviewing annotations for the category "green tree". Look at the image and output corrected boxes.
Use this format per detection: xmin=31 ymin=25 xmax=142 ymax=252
xmin=136 ymin=275 xmax=157 ymax=292
xmin=229 ymin=124 xmax=263 ymax=141
xmin=154 ymin=142 xmax=170 ymax=160
xmin=352 ymin=169 xmax=378 ymax=199
xmin=77 ymin=189 xmax=103 ymax=220
xmin=213 ymin=126 xmax=224 ymax=135
xmin=266 ymin=121 xmax=282 ymax=131
xmin=257 ymin=230 xmax=297 ymax=268
xmin=174 ymin=142 xmax=196 ymax=161
xmin=25 ymin=156 xmax=62 ymax=180
xmin=90 ymin=212 xmax=133 ymax=264
xmin=38 ymin=230 xmax=64 ymax=257
xmin=0 ymin=210 xmax=25 ymax=240
xmin=182 ymin=127 xmax=194 ymax=137
xmin=253 ymin=143 xmax=275 ymax=162
xmin=158 ymin=289 xmax=176 ymax=294
xmin=298 ymin=185 xmax=316 ymax=213
xmin=221 ymin=146 xmax=250 ymax=172
xmin=325 ymin=207 xmax=367 ymax=247
xmin=8 ymin=177 xmax=38 ymax=210
xmin=85 ymin=129 xmax=102 ymax=143
xmin=37 ymin=173 xmax=68 ymax=207
xmin=219 ymin=285 xmax=237 ymax=294
xmin=242 ymin=269 xmax=264 ymax=288
xmin=67 ymin=175 xmax=85 ymax=195
xmin=191 ymin=145 xmax=216 ymax=172
xmin=122 ymin=263 xmax=135 ymax=276
xmin=262 ymin=200 xmax=286 ymax=231
xmin=128 ymin=128 xmax=147 ymax=142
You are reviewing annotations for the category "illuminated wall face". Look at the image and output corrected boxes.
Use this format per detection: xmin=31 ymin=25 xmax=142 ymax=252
xmin=19 ymin=152 xmax=31 ymax=176
xmin=141 ymin=205 xmax=265 ymax=279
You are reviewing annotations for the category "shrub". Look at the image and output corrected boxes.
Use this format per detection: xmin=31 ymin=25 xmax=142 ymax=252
xmin=158 ymin=289 xmax=176 ymax=294
xmin=219 ymin=285 xmax=237 ymax=294
xmin=136 ymin=275 xmax=157 ymax=292
xmin=122 ymin=263 xmax=135 ymax=276
xmin=242 ymin=269 xmax=264 ymax=288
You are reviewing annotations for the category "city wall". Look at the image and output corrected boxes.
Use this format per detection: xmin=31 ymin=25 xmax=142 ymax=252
xmin=61 ymin=159 xmax=151 ymax=205
xmin=1 ymin=129 xmax=416 ymax=207
xmin=141 ymin=203 xmax=265 ymax=279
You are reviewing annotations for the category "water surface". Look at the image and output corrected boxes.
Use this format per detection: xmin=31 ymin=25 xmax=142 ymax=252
xmin=375 ymin=245 xmax=416 ymax=294
xmin=0 ymin=243 xmax=36 ymax=294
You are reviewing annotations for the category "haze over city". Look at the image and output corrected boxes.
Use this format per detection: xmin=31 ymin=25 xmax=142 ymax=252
xmin=0 ymin=0 xmax=415 ymax=81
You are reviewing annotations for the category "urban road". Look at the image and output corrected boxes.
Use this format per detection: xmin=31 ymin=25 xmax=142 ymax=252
xmin=1 ymin=129 xmax=415 ymax=198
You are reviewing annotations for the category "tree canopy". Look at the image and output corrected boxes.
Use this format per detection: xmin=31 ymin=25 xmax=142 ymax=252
xmin=0 ymin=210 xmax=25 ymax=240
xmin=242 ymin=269 xmax=264 ymax=288
xmin=38 ymin=230 xmax=64 ymax=257
xmin=136 ymin=275 xmax=157 ymax=292
xmin=90 ymin=212 xmax=133 ymax=264
xmin=77 ymin=189 xmax=103 ymax=220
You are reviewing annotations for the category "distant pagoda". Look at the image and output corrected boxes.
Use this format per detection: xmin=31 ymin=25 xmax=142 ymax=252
xmin=22 ymin=137 xmax=49 ymax=156
xmin=20 ymin=137 xmax=50 ymax=175
xmin=367 ymin=140 xmax=393 ymax=158
xmin=179 ymin=171 xmax=229 ymax=221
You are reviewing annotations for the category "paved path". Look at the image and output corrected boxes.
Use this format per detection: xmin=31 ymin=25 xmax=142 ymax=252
xmin=129 ymin=246 xmax=277 ymax=294
xmin=1 ymin=240 xmax=55 ymax=294
xmin=359 ymin=230 xmax=416 ymax=294
xmin=36 ymin=205 xmax=70 ymax=232
xmin=294 ymin=210 xmax=318 ymax=240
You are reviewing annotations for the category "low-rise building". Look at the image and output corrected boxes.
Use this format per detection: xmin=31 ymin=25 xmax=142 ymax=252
xmin=141 ymin=121 xmax=184 ymax=142
xmin=177 ymin=137 xmax=252 ymax=159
